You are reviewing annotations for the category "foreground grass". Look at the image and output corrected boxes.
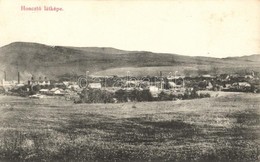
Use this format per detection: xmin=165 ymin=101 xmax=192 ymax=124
xmin=0 ymin=93 xmax=259 ymax=162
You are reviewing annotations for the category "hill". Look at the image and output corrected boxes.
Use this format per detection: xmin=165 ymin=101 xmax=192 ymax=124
xmin=0 ymin=42 xmax=259 ymax=81
xmin=222 ymin=54 xmax=260 ymax=62
xmin=68 ymin=46 xmax=136 ymax=55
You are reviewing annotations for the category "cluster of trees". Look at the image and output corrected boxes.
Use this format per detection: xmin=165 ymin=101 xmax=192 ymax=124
xmin=78 ymin=88 xmax=114 ymax=103
xmin=77 ymin=89 xmax=154 ymax=103
xmin=10 ymin=85 xmax=31 ymax=97
xmin=157 ymin=89 xmax=210 ymax=101
xmin=77 ymin=88 xmax=210 ymax=104
xmin=115 ymin=89 xmax=153 ymax=102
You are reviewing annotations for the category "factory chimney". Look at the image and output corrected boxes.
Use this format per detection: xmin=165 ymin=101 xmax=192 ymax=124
xmin=18 ymin=72 xmax=20 ymax=84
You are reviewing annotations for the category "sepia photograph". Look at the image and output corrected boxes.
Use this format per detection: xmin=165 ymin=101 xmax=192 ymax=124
xmin=0 ymin=0 xmax=259 ymax=161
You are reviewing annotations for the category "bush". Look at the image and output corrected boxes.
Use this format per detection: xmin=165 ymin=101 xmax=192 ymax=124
xmin=0 ymin=87 xmax=5 ymax=94
xmin=199 ymin=93 xmax=211 ymax=98
xmin=140 ymin=89 xmax=154 ymax=101
xmin=10 ymin=85 xmax=30 ymax=97
xmin=158 ymin=92 xmax=173 ymax=101
xmin=114 ymin=89 xmax=154 ymax=102
xmin=177 ymin=94 xmax=183 ymax=99
xmin=129 ymin=89 xmax=153 ymax=102
xmin=79 ymin=88 xmax=114 ymax=103
xmin=183 ymin=88 xmax=199 ymax=100
xmin=114 ymin=89 xmax=128 ymax=103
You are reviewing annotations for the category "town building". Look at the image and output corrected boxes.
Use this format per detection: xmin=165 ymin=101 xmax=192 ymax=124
xmin=28 ymin=77 xmax=50 ymax=86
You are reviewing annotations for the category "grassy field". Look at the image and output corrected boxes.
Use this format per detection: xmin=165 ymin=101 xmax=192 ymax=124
xmin=0 ymin=92 xmax=259 ymax=162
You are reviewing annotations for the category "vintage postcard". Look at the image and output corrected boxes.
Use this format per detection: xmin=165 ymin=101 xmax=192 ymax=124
xmin=0 ymin=0 xmax=259 ymax=161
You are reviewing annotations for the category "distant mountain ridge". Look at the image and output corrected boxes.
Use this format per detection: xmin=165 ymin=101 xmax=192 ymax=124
xmin=67 ymin=46 xmax=136 ymax=55
xmin=223 ymin=54 xmax=260 ymax=62
xmin=0 ymin=42 xmax=259 ymax=81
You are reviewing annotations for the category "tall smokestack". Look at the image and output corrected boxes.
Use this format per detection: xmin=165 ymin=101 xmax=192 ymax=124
xmin=160 ymin=71 xmax=162 ymax=89
xmin=4 ymin=71 xmax=6 ymax=81
xmin=18 ymin=72 xmax=20 ymax=84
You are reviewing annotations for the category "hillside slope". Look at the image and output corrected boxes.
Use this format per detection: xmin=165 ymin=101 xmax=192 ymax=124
xmin=0 ymin=42 xmax=259 ymax=80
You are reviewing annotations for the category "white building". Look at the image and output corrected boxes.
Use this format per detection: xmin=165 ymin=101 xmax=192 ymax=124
xmin=88 ymin=83 xmax=102 ymax=89
xmin=1 ymin=79 xmax=18 ymax=87
xmin=149 ymin=86 xmax=160 ymax=97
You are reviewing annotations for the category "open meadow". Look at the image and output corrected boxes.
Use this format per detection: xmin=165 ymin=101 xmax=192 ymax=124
xmin=0 ymin=92 xmax=259 ymax=162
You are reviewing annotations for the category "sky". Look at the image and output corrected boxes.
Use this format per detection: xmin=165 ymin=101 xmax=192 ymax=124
xmin=0 ymin=0 xmax=259 ymax=58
